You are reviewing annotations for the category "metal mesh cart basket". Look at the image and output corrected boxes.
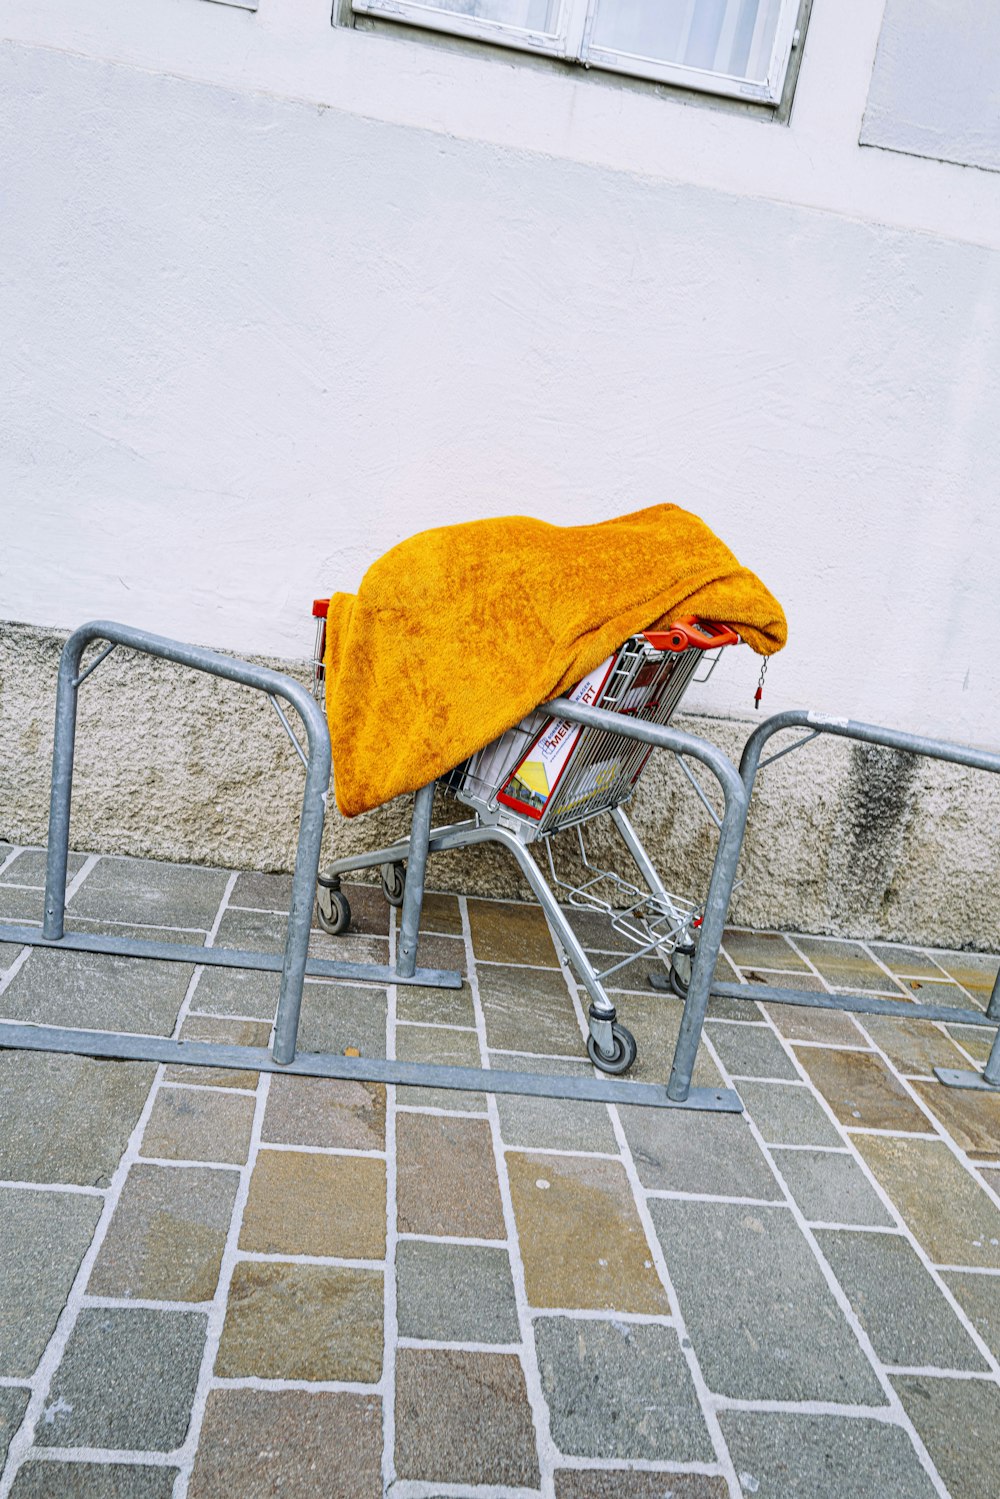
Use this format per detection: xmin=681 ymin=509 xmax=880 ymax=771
xmin=312 ymin=600 xmax=739 ymax=1074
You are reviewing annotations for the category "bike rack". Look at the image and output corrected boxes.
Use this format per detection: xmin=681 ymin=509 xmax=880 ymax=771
xmin=0 ymin=620 xmax=750 ymax=1112
xmin=692 ymin=709 xmax=1000 ymax=1090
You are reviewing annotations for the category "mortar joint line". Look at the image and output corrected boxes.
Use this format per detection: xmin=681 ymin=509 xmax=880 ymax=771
xmin=696 ymin=1023 xmax=950 ymax=1497
xmin=540 ymin=904 xmax=744 ymax=1499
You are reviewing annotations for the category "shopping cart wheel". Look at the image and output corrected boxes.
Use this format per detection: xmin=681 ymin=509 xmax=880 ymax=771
xmin=668 ymin=940 xmax=696 ymax=999
xmin=381 ymin=862 xmax=406 ymax=908
xmin=316 ymin=885 xmax=352 ymax=936
xmin=587 ymin=1023 xmax=637 ymax=1075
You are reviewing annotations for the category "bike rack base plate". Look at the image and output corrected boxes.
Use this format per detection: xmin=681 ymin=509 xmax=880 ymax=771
xmin=0 ymin=1020 xmax=743 ymax=1112
xmin=933 ymin=1067 xmax=999 ymax=1092
xmin=0 ymin=923 xmax=462 ymax=990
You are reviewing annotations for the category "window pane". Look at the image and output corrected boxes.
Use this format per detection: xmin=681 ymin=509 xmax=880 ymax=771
xmin=589 ymin=0 xmax=784 ymax=84
xmin=406 ymin=0 xmax=560 ymax=32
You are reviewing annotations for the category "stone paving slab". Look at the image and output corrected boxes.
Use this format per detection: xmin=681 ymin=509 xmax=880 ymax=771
xmin=940 ymin=1270 xmax=1000 ymax=1360
xmin=705 ymin=1020 xmax=800 ymax=1081
xmin=854 ymin=1135 xmax=1000 ymax=1269
xmin=9 ymin=1462 xmax=179 ymax=1498
xmin=89 ymin=1163 xmax=237 ymax=1303
xmin=494 ymin=1053 xmax=619 ymax=1153
xmin=2 ymin=847 xmax=1000 ymax=1498
xmin=0 ymin=886 xmax=45 ymax=922
xmin=163 ymin=1014 xmax=270 ymax=1089
xmin=773 ymin=1149 xmax=896 ymax=1227
xmin=295 ymin=983 xmax=388 ymax=1059
xmin=0 ymin=1189 xmax=102 ymax=1376
xmin=239 ymin=1149 xmax=386 ymax=1258
xmin=0 ymin=1390 xmax=30 ymax=1471
xmin=394 ymin=1347 xmax=540 ymax=1486
xmin=815 ymin=1229 xmax=988 ymax=1368
xmin=893 ymin=1374 xmax=1000 ymax=1499
xmin=795 ymin=1046 xmax=931 ymax=1132
xmin=468 ymin=897 xmax=558 ymax=966
xmin=260 ymin=1074 xmax=386 ymax=1150
xmin=216 ymin=1261 xmax=383 ymax=1382
xmin=0 ymin=1051 xmax=155 ymax=1186
xmin=621 ymin=1106 xmax=784 ymax=1199
xmin=508 ymin=1151 xmax=670 ymax=1314
xmin=0 ymin=850 xmax=87 ymax=886
xmin=717 ymin=1410 xmax=940 ymax=1498
xmin=37 ymin=1307 xmax=207 ymax=1451
xmin=795 ymin=938 xmax=910 ymax=995
xmin=397 ymin=1111 xmax=504 ymax=1237
xmin=911 ymin=1079 xmax=1000 ymax=1160
xmin=0 ymin=947 xmax=192 ymax=1035
xmin=860 ymin=1014 xmax=971 ymax=1077
xmin=478 ymin=963 xmax=586 ymax=1056
xmin=395 ymin=977 xmax=477 ymax=1026
xmin=187 ymin=1389 xmax=382 ymax=1499
xmin=187 ymin=964 xmax=280 ymax=1020
xmin=67 ymin=856 xmax=231 ymax=929
xmin=141 ymin=1086 xmax=255 ymax=1165
xmin=396 ymin=1238 xmax=520 ymax=1343
xmin=650 ymin=1199 xmax=888 ymax=1403
xmin=762 ymin=999 xmax=867 ymax=1044
xmin=535 ymin=1316 xmax=714 ymax=1462
xmin=736 ymin=1079 xmax=846 ymax=1147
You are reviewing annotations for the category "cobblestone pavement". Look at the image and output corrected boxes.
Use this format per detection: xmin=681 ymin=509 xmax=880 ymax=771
xmin=0 ymin=843 xmax=999 ymax=1497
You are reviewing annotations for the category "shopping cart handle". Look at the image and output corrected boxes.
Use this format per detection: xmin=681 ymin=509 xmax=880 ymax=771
xmin=645 ymin=619 xmax=740 ymax=652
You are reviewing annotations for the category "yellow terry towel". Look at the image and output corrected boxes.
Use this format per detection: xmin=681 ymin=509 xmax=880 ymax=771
xmin=324 ymin=504 xmax=787 ymax=816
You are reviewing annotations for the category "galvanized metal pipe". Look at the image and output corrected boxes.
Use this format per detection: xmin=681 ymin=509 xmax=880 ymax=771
xmin=546 ymin=697 xmax=750 ymax=1102
xmin=988 ymin=968 xmax=1000 ymax=1022
xmin=740 ymin=707 xmax=1000 ymax=1096
xmin=740 ymin=709 xmax=1000 ymax=789
xmin=38 ymin=620 xmax=335 ymax=1068
xmin=396 ymin=782 xmax=435 ymax=979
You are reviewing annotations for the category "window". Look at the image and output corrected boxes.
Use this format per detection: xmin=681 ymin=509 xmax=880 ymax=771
xmin=350 ymin=0 xmax=803 ymax=105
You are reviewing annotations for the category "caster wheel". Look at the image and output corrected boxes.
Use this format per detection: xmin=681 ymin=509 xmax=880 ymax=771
xmin=587 ymin=1022 xmax=638 ymax=1076
xmin=317 ymin=886 xmax=352 ymax=936
xmin=381 ymin=862 xmax=406 ymax=908
xmin=669 ymin=940 xmax=695 ymax=1000
xmin=668 ymin=964 xmax=689 ymax=1000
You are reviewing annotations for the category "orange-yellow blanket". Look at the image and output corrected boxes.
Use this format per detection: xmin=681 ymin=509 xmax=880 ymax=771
xmin=324 ymin=504 xmax=786 ymax=816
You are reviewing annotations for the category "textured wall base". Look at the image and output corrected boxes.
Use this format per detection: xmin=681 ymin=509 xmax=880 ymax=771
xmin=2 ymin=622 xmax=998 ymax=950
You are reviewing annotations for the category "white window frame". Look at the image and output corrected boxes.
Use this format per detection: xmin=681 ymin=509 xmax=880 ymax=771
xmin=350 ymin=0 xmax=803 ymax=106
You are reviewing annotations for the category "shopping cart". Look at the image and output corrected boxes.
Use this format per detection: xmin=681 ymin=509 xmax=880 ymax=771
xmin=312 ymin=600 xmax=739 ymax=1074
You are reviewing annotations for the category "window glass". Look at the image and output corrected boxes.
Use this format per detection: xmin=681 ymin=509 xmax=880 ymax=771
xmin=409 ymin=0 xmax=560 ymax=32
xmin=589 ymin=0 xmax=784 ymax=85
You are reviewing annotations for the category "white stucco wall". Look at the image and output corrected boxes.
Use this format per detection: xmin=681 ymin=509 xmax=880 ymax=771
xmin=2 ymin=0 xmax=999 ymax=748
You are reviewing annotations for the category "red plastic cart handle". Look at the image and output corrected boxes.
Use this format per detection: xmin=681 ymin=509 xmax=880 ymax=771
xmin=313 ymin=598 xmax=330 ymax=618
xmin=644 ymin=618 xmax=740 ymax=652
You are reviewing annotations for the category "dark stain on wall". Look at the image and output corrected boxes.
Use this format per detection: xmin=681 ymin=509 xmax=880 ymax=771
xmin=829 ymin=743 xmax=918 ymax=925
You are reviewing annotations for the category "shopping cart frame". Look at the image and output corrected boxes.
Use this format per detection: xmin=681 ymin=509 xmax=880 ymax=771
xmin=321 ymin=692 xmax=752 ymax=1100
xmin=0 ymin=619 xmax=745 ymax=1113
